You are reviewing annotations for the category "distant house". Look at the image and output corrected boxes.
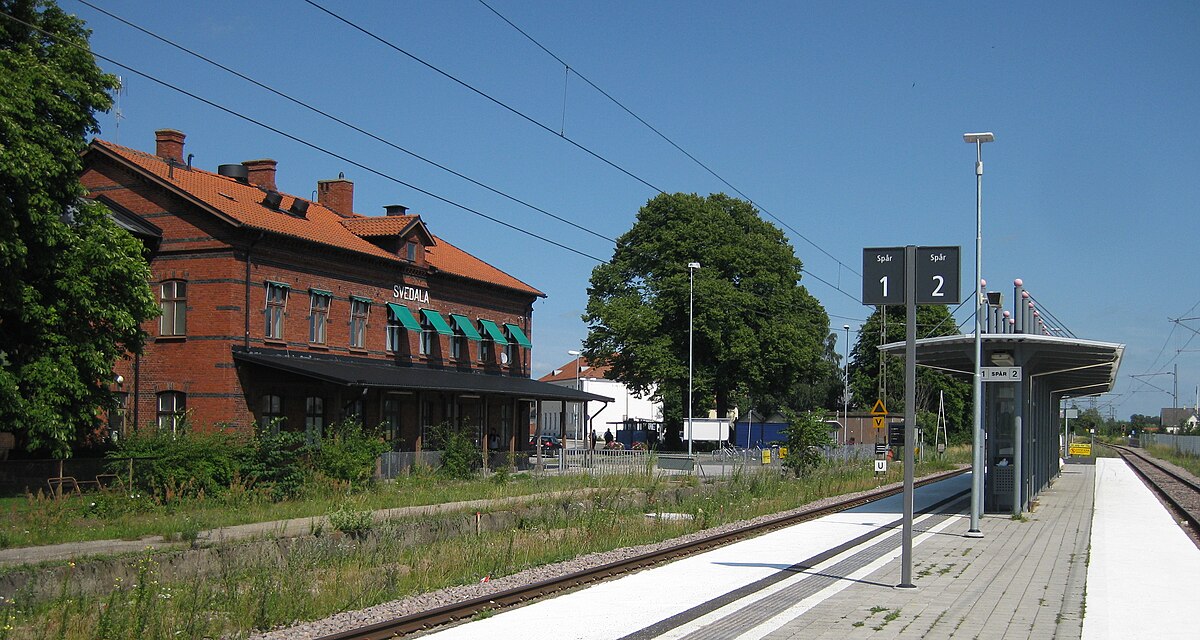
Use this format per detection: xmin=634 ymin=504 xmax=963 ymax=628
xmin=537 ymin=358 xmax=661 ymax=445
xmin=1160 ymin=408 xmax=1199 ymax=433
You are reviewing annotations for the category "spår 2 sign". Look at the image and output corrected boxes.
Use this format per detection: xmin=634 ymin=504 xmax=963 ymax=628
xmin=862 ymin=246 xmax=961 ymax=305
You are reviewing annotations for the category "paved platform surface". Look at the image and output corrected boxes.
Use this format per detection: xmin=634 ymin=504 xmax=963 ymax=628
xmin=425 ymin=457 xmax=1200 ymax=639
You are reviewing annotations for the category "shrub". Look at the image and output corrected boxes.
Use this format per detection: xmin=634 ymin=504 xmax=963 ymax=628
xmin=315 ymin=419 xmax=388 ymax=488
xmin=430 ymin=423 xmax=478 ymax=480
xmin=327 ymin=505 xmax=374 ymax=535
xmin=781 ymin=409 xmax=834 ymax=476
xmin=242 ymin=421 xmax=313 ymax=501
xmin=108 ymin=422 xmax=250 ymax=499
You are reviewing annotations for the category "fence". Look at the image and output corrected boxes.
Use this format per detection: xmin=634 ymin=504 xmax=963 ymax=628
xmin=1142 ymin=433 xmax=1200 ymax=456
xmin=372 ymin=441 xmax=897 ymax=481
xmin=0 ymin=458 xmax=121 ymax=497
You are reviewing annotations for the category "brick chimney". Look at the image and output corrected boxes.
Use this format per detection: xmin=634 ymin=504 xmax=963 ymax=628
xmin=242 ymin=159 xmax=277 ymax=191
xmin=317 ymin=177 xmax=354 ymax=216
xmin=384 ymin=204 xmax=409 ymax=217
xmin=154 ymin=129 xmax=185 ymax=163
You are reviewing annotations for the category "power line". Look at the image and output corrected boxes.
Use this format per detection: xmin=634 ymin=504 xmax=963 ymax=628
xmin=303 ymin=1 xmax=861 ymax=303
xmin=74 ymin=0 xmax=615 ymax=246
xmin=0 ymin=8 xmax=611 ymax=264
xmin=475 ymin=0 xmax=863 ymax=282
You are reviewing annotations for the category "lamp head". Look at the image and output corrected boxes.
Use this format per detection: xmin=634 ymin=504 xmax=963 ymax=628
xmin=963 ymin=132 xmax=995 ymax=143
xmin=687 ymin=262 xmax=700 ymax=270
xmin=568 ymin=350 xmax=581 ymax=356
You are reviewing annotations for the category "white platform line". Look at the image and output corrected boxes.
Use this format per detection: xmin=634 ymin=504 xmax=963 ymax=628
xmin=734 ymin=513 xmax=964 ymax=640
xmin=655 ymin=512 xmax=962 ymax=640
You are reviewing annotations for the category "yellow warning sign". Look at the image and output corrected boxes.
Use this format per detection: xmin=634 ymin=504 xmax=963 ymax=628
xmin=1068 ymin=443 xmax=1092 ymax=457
xmin=761 ymin=449 xmax=772 ymax=464
xmin=871 ymin=399 xmax=888 ymax=416
xmin=872 ymin=416 xmax=886 ymax=430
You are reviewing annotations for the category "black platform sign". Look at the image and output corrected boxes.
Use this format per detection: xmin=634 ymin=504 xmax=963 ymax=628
xmin=915 ymin=246 xmax=961 ymax=304
xmin=862 ymin=246 xmax=960 ymax=306
xmin=862 ymin=247 xmax=906 ymax=305
xmin=888 ymin=422 xmax=905 ymax=446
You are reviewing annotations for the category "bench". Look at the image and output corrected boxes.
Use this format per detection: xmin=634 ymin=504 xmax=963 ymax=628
xmin=656 ymin=455 xmax=697 ymax=473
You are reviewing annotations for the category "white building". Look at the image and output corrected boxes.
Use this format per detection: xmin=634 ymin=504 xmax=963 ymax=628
xmin=538 ymin=357 xmax=661 ymax=445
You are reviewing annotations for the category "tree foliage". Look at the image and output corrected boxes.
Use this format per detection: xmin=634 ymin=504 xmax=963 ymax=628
xmin=583 ymin=193 xmax=830 ymax=444
xmin=848 ymin=305 xmax=971 ymax=442
xmin=0 ymin=1 xmax=157 ymax=456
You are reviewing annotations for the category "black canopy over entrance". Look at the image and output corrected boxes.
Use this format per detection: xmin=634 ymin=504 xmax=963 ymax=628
xmin=233 ymin=348 xmax=612 ymax=456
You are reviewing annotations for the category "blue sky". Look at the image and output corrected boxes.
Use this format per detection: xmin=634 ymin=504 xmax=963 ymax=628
xmin=69 ymin=1 xmax=1200 ymax=421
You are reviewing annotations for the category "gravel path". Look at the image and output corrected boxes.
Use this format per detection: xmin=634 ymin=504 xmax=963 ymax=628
xmin=248 ymin=475 xmax=930 ymax=640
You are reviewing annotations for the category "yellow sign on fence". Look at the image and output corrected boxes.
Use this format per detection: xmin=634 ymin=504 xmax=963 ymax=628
xmin=1068 ymin=443 xmax=1092 ymax=457
xmin=762 ymin=449 xmax=772 ymax=464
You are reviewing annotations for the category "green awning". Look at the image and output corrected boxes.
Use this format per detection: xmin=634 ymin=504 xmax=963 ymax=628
xmin=504 ymin=323 xmax=532 ymax=349
xmin=420 ymin=309 xmax=454 ymax=336
xmin=478 ymin=319 xmax=509 ymax=345
xmin=309 ymin=288 xmax=333 ymax=297
xmin=449 ymin=314 xmax=482 ymax=341
xmin=386 ymin=303 xmax=422 ymax=332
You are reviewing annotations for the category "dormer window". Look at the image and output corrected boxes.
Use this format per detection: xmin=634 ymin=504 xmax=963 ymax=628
xmin=405 ymin=240 xmax=418 ymax=262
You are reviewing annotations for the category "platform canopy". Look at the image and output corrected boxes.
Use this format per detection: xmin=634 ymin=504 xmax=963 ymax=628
xmin=879 ymin=333 xmax=1124 ymax=398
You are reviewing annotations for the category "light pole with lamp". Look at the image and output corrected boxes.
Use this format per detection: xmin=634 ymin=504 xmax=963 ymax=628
xmin=688 ymin=262 xmax=700 ymax=456
xmin=964 ymin=131 xmax=994 ymax=538
xmin=843 ymin=324 xmax=851 ymax=446
xmin=568 ymin=349 xmax=582 ymax=442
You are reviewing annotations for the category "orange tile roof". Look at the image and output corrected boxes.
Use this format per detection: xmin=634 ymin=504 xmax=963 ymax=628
xmin=340 ymin=215 xmax=419 ymax=236
xmin=538 ymin=357 xmax=613 ymax=383
xmin=88 ymin=138 xmax=544 ymax=297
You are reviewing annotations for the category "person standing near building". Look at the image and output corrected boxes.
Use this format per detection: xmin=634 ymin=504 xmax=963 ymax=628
xmin=604 ymin=428 xmax=614 ymax=447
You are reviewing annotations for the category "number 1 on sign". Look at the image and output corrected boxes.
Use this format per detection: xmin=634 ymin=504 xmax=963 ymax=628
xmin=880 ymin=276 xmax=888 ymax=298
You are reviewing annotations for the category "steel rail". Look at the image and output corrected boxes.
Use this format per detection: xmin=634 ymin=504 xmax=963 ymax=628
xmin=314 ymin=467 xmax=969 ymax=640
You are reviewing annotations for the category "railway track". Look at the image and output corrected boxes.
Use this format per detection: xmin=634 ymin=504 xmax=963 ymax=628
xmin=314 ymin=467 xmax=969 ymax=640
xmin=1108 ymin=443 xmax=1200 ymax=546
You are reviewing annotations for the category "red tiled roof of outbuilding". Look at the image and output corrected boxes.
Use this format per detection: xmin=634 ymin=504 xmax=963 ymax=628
xmin=87 ymin=138 xmax=544 ymax=297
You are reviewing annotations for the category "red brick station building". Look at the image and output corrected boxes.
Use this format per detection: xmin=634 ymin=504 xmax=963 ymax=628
xmin=82 ymin=129 xmax=608 ymax=454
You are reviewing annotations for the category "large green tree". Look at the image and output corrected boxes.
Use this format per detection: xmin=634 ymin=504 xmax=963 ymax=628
xmin=0 ymin=0 xmax=157 ymax=456
xmin=583 ymin=193 xmax=830 ymax=445
xmin=848 ymin=305 xmax=971 ymax=442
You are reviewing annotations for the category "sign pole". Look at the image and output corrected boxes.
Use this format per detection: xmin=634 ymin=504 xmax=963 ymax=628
xmin=900 ymin=245 xmax=917 ymax=589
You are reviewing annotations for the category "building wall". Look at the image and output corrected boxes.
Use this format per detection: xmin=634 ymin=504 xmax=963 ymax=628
xmin=539 ymin=378 xmax=660 ymax=441
xmin=84 ymin=153 xmax=538 ymax=437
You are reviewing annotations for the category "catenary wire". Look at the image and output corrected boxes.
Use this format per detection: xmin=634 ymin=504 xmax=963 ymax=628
xmin=74 ymin=0 xmax=616 ymax=245
xmin=302 ymin=1 xmax=861 ymax=303
xmin=0 ymin=9 xmax=611 ymax=264
xmin=472 ymin=0 xmax=859 ymax=279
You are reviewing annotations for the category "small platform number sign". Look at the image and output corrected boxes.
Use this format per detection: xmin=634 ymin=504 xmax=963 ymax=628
xmin=863 ymin=246 xmax=961 ymax=305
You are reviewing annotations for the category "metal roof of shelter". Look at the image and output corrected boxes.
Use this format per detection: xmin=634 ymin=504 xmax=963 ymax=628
xmin=879 ymin=333 xmax=1124 ymax=398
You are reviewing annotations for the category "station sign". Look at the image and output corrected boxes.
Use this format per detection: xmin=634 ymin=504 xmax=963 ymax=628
xmin=888 ymin=422 xmax=905 ymax=446
xmin=981 ymin=366 xmax=1022 ymax=382
xmin=862 ymin=246 xmax=960 ymax=305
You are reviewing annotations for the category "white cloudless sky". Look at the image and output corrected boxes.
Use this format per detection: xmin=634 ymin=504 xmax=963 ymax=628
xmin=71 ymin=0 xmax=1200 ymax=421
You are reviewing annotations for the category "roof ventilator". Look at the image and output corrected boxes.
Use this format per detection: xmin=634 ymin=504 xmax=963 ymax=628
xmin=261 ymin=190 xmax=283 ymax=209
xmin=289 ymin=199 xmax=310 ymax=217
xmin=217 ymin=164 xmax=249 ymax=183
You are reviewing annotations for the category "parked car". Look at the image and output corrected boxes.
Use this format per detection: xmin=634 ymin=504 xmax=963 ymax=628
xmin=528 ymin=435 xmax=562 ymax=451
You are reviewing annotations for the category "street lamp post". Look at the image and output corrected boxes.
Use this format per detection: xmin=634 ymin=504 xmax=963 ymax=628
xmin=843 ymin=324 xmax=851 ymax=446
xmin=964 ymin=131 xmax=994 ymax=539
xmin=688 ymin=262 xmax=700 ymax=456
xmin=568 ymin=349 xmax=582 ymax=442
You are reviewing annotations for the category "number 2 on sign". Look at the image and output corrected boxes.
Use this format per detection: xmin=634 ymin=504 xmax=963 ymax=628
xmin=931 ymin=275 xmax=944 ymax=297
